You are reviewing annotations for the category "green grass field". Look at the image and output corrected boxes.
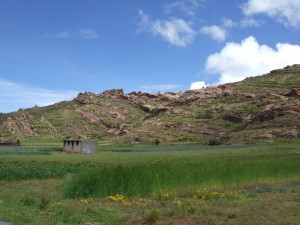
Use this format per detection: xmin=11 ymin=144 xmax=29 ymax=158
xmin=0 ymin=139 xmax=299 ymax=224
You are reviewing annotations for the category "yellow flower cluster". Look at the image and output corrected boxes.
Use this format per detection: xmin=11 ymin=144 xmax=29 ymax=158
xmin=107 ymin=195 xmax=149 ymax=207
xmin=193 ymin=189 xmax=241 ymax=203
xmin=81 ymin=198 xmax=93 ymax=204
xmin=163 ymin=193 xmax=169 ymax=198
xmin=107 ymin=194 xmax=133 ymax=206
xmin=107 ymin=194 xmax=126 ymax=203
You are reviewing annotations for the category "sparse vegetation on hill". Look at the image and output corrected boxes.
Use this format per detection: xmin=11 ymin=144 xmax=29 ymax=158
xmin=0 ymin=65 xmax=299 ymax=144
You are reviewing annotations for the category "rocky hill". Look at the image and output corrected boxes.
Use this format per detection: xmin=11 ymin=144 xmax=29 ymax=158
xmin=0 ymin=65 xmax=299 ymax=144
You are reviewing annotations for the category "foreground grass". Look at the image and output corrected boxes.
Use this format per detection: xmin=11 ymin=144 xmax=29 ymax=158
xmin=0 ymin=179 xmax=299 ymax=225
xmin=0 ymin=139 xmax=299 ymax=224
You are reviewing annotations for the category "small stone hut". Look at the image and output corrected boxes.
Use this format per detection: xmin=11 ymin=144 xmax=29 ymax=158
xmin=63 ymin=140 xmax=96 ymax=153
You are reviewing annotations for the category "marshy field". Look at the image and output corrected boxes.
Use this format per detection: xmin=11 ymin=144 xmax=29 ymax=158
xmin=0 ymin=139 xmax=299 ymax=225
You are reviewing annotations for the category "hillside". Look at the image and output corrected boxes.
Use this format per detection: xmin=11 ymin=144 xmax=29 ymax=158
xmin=0 ymin=65 xmax=299 ymax=144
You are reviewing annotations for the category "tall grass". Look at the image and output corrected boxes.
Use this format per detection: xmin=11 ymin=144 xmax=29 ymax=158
xmin=63 ymin=153 xmax=300 ymax=198
xmin=0 ymin=160 xmax=101 ymax=181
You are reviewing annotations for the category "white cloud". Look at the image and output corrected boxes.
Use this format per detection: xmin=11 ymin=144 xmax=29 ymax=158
xmin=240 ymin=17 xmax=264 ymax=27
xmin=138 ymin=10 xmax=197 ymax=47
xmin=223 ymin=19 xmax=236 ymax=28
xmin=190 ymin=81 xmax=207 ymax=90
xmin=0 ymin=79 xmax=77 ymax=113
xmin=200 ymin=19 xmax=236 ymax=42
xmin=242 ymin=0 xmax=300 ymax=28
xmin=163 ymin=0 xmax=204 ymax=17
xmin=79 ymin=29 xmax=98 ymax=39
xmin=205 ymin=36 xmax=300 ymax=84
xmin=140 ymin=84 xmax=182 ymax=93
xmin=200 ymin=25 xmax=226 ymax=42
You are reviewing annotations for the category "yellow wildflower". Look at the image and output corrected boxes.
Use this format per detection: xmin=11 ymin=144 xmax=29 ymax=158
xmin=107 ymin=194 xmax=126 ymax=203
xmin=81 ymin=198 xmax=93 ymax=204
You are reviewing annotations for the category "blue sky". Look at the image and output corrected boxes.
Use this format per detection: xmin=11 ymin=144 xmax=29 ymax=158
xmin=1 ymin=0 xmax=300 ymax=113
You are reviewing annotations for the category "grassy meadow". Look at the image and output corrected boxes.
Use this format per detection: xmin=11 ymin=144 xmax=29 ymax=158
xmin=0 ymin=139 xmax=299 ymax=224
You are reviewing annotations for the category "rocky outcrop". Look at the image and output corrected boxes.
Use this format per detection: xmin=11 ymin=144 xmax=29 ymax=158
xmin=251 ymin=128 xmax=299 ymax=140
xmin=3 ymin=113 xmax=36 ymax=137
xmin=101 ymin=89 xmax=124 ymax=98
xmin=201 ymin=124 xmax=221 ymax=136
xmin=129 ymin=100 xmax=151 ymax=113
xmin=144 ymin=107 xmax=169 ymax=120
xmin=40 ymin=116 xmax=57 ymax=134
xmin=101 ymin=120 xmax=130 ymax=135
xmin=284 ymin=88 xmax=300 ymax=97
xmin=222 ymin=111 xmax=243 ymax=123
xmin=74 ymin=92 xmax=97 ymax=105
xmin=76 ymin=109 xmax=99 ymax=123
xmin=250 ymin=104 xmax=300 ymax=123
xmin=180 ymin=123 xmax=200 ymax=134
xmin=129 ymin=91 xmax=158 ymax=99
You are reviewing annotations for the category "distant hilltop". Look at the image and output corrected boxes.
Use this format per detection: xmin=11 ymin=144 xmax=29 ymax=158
xmin=0 ymin=65 xmax=299 ymax=145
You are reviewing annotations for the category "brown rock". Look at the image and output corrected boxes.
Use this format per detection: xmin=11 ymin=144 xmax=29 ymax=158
xmin=251 ymin=132 xmax=274 ymax=139
xmin=129 ymin=91 xmax=157 ymax=99
xmin=144 ymin=107 xmax=169 ymax=120
xmin=223 ymin=111 xmax=243 ymax=123
xmin=242 ymin=93 xmax=256 ymax=98
xmin=284 ymin=88 xmax=300 ymax=97
xmin=101 ymin=89 xmax=124 ymax=97
xmin=201 ymin=124 xmax=220 ymax=136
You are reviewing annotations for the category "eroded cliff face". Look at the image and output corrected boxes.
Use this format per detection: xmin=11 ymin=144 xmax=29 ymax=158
xmin=0 ymin=65 xmax=299 ymax=143
xmin=3 ymin=113 xmax=36 ymax=137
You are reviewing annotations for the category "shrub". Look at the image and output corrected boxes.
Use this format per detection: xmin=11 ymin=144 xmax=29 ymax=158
xmin=144 ymin=209 xmax=160 ymax=223
xmin=154 ymin=139 xmax=160 ymax=145
xmin=134 ymin=137 xmax=141 ymax=142
xmin=208 ymin=138 xmax=221 ymax=146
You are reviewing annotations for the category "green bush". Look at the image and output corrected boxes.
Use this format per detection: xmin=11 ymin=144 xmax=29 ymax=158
xmin=154 ymin=139 xmax=160 ymax=145
xmin=208 ymin=138 xmax=221 ymax=146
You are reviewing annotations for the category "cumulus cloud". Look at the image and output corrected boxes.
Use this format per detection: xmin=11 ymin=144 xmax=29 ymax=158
xmin=79 ymin=29 xmax=98 ymax=39
xmin=200 ymin=25 xmax=226 ymax=42
xmin=190 ymin=81 xmax=207 ymax=90
xmin=242 ymin=0 xmax=300 ymax=28
xmin=205 ymin=36 xmax=300 ymax=84
xmin=163 ymin=0 xmax=204 ymax=17
xmin=138 ymin=10 xmax=197 ymax=47
xmin=0 ymin=79 xmax=77 ymax=113
xmin=140 ymin=84 xmax=182 ymax=93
